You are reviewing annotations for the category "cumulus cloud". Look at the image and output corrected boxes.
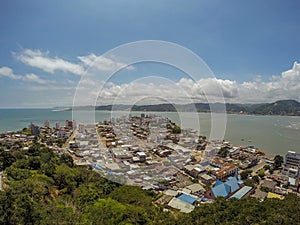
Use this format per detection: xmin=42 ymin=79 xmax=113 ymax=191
xmin=0 ymin=66 xmax=22 ymax=80
xmin=7 ymin=48 xmax=300 ymax=106
xmin=92 ymin=61 xmax=300 ymax=104
xmin=238 ymin=61 xmax=300 ymax=102
xmin=91 ymin=77 xmax=239 ymax=105
xmin=14 ymin=49 xmax=134 ymax=76
xmin=0 ymin=66 xmax=48 ymax=84
xmin=14 ymin=49 xmax=85 ymax=75
xmin=78 ymin=53 xmax=134 ymax=72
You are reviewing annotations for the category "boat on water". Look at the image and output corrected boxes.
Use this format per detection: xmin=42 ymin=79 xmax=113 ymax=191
xmin=51 ymin=107 xmax=71 ymax=112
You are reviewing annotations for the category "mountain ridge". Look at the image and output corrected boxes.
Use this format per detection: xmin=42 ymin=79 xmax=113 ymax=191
xmin=91 ymin=100 xmax=300 ymax=116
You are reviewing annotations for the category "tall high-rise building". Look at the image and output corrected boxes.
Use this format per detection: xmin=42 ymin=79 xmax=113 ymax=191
xmin=65 ymin=120 xmax=76 ymax=130
xmin=282 ymin=151 xmax=300 ymax=178
xmin=78 ymin=124 xmax=85 ymax=133
xmin=44 ymin=120 xmax=50 ymax=128
xmin=55 ymin=121 xmax=60 ymax=130
xmin=29 ymin=123 xmax=40 ymax=136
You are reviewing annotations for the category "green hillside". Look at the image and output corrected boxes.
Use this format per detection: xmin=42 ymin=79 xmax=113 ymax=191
xmin=95 ymin=100 xmax=300 ymax=116
xmin=1 ymin=145 xmax=300 ymax=224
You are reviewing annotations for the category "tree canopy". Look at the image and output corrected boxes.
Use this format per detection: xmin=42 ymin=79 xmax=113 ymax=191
xmin=0 ymin=146 xmax=299 ymax=225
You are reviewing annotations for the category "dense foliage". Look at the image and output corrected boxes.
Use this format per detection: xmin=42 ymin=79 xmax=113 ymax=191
xmin=1 ymin=146 xmax=300 ymax=225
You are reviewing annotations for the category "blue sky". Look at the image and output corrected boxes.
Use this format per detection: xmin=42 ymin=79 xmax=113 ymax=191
xmin=0 ymin=0 xmax=300 ymax=107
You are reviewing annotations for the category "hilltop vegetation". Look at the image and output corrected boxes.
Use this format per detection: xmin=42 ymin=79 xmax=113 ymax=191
xmin=1 ymin=146 xmax=300 ymax=224
xmin=250 ymin=100 xmax=300 ymax=115
xmin=94 ymin=100 xmax=300 ymax=116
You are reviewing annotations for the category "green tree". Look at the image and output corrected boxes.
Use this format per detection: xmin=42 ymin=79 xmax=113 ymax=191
xmin=0 ymin=151 xmax=16 ymax=170
xmin=240 ymin=170 xmax=250 ymax=180
xmin=28 ymin=156 xmax=41 ymax=170
xmin=10 ymin=194 xmax=35 ymax=225
xmin=252 ymin=175 xmax=260 ymax=184
xmin=258 ymin=170 xmax=265 ymax=178
xmin=274 ymin=155 xmax=284 ymax=169
xmin=84 ymin=198 xmax=148 ymax=225
xmin=264 ymin=164 xmax=271 ymax=170
xmin=60 ymin=153 xmax=74 ymax=167
xmin=244 ymin=179 xmax=256 ymax=187
xmin=218 ymin=147 xmax=229 ymax=158
xmin=40 ymin=161 xmax=56 ymax=177
xmin=27 ymin=144 xmax=40 ymax=156
xmin=53 ymin=164 xmax=76 ymax=194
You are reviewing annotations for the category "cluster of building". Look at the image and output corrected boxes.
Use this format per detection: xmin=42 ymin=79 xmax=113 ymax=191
xmin=67 ymin=115 xmax=197 ymax=186
xmin=0 ymin=119 xmax=76 ymax=152
xmin=61 ymin=114 xmax=269 ymax=212
xmin=1 ymin=114 xmax=300 ymax=214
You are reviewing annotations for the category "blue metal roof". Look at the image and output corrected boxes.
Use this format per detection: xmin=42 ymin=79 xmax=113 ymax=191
xmin=229 ymin=186 xmax=252 ymax=200
xmin=177 ymin=193 xmax=197 ymax=205
xmin=225 ymin=177 xmax=240 ymax=193
xmin=238 ymin=180 xmax=244 ymax=185
xmin=212 ymin=183 xmax=230 ymax=197
xmin=215 ymin=179 xmax=223 ymax=186
xmin=212 ymin=176 xmax=241 ymax=198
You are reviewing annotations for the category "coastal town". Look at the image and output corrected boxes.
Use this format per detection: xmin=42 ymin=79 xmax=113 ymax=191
xmin=0 ymin=114 xmax=299 ymax=213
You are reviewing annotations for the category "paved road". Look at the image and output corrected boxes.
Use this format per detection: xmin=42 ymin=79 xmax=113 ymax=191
xmin=251 ymin=158 xmax=266 ymax=175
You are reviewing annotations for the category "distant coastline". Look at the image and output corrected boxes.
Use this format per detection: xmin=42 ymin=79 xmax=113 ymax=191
xmin=66 ymin=99 xmax=300 ymax=117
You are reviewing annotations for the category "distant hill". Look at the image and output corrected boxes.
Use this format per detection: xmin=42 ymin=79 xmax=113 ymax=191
xmin=93 ymin=100 xmax=300 ymax=116
xmin=249 ymin=100 xmax=300 ymax=116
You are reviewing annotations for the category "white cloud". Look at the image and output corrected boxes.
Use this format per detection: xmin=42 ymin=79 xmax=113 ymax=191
xmin=0 ymin=66 xmax=22 ymax=80
xmin=28 ymin=60 xmax=300 ymax=107
xmin=0 ymin=66 xmax=49 ymax=84
xmin=92 ymin=61 xmax=300 ymax=104
xmin=78 ymin=53 xmax=134 ymax=72
xmin=14 ymin=49 xmax=134 ymax=77
xmin=238 ymin=61 xmax=300 ymax=102
xmin=96 ymin=77 xmax=239 ymax=104
xmin=14 ymin=49 xmax=85 ymax=75
xmin=23 ymin=73 xmax=47 ymax=84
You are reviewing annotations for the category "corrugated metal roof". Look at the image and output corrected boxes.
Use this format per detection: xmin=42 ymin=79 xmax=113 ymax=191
xmin=229 ymin=186 xmax=252 ymax=200
xmin=212 ymin=176 xmax=241 ymax=198
xmin=225 ymin=177 xmax=240 ymax=193
xmin=212 ymin=183 xmax=230 ymax=197
xmin=177 ymin=193 xmax=197 ymax=205
xmin=168 ymin=197 xmax=195 ymax=213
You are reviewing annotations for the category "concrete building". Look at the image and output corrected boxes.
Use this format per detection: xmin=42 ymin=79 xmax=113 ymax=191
xmin=136 ymin=151 xmax=147 ymax=162
xmin=78 ymin=124 xmax=85 ymax=133
xmin=210 ymin=159 xmax=238 ymax=180
xmin=55 ymin=121 xmax=60 ymax=130
xmin=44 ymin=120 xmax=50 ymax=128
xmin=261 ymin=179 xmax=276 ymax=192
xmin=203 ymin=147 xmax=220 ymax=158
xmin=199 ymin=174 xmax=214 ymax=185
xmin=185 ymin=183 xmax=205 ymax=195
xmin=282 ymin=151 xmax=300 ymax=178
xmin=65 ymin=120 xmax=76 ymax=130
xmin=167 ymin=197 xmax=195 ymax=213
xmin=29 ymin=123 xmax=40 ymax=136
xmin=111 ymin=148 xmax=132 ymax=160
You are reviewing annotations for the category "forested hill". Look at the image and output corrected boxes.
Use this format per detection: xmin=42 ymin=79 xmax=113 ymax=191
xmin=1 ymin=145 xmax=300 ymax=224
xmin=95 ymin=100 xmax=300 ymax=116
xmin=249 ymin=100 xmax=300 ymax=115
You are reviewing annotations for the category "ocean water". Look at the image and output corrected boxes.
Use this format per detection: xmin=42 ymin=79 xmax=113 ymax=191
xmin=0 ymin=108 xmax=299 ymax=157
